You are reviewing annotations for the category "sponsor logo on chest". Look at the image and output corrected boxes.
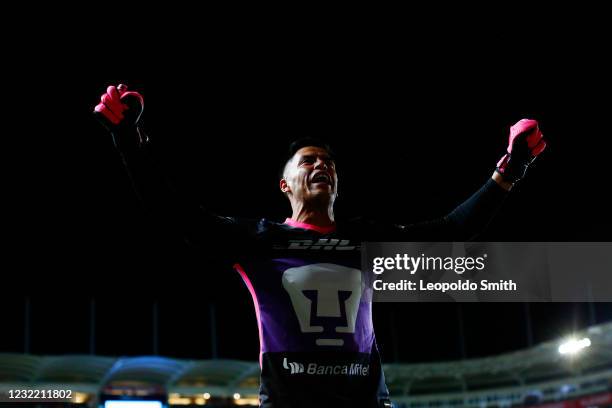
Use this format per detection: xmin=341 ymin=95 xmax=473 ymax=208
xmin=274 ymin=239 xmax=359 ymax=251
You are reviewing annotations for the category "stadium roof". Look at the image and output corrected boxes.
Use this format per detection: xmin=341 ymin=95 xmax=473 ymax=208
xmin=1 ymin=322 xmax=611 ymax=398
xmin=385 ymin=322 xmax=612 ymax=395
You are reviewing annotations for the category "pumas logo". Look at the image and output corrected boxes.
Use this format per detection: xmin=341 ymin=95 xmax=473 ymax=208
xmin=283 ymin=358 xmax=305 ymax=374
xmin=274 ymin=239 xmax=359 ymax=251
xmin=282 ymin=263 xmax=363 ymax=347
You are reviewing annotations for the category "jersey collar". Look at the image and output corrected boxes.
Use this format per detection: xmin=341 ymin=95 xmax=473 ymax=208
xmin=284 ymin=218 xmax=336 ymax=234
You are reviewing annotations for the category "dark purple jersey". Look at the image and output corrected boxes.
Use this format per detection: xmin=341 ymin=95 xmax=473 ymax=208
xmin=231 ymin=218 xmax=387 ymax=407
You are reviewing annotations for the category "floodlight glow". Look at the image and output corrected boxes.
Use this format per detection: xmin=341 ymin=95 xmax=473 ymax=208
xmin=73 ymin=392 xmax=89 ymax=403
xmin=104 ymin=401 xmax=163 ymax=408
xmin=558 ymin=337 xmax=591 ymax=355
xmin=203 ymin=393 xmax=211 ymax=399
xmin=168 ymin=394 xmax=191 ymax=405
xmin=234 ymin=393 xmax=241 ymax=400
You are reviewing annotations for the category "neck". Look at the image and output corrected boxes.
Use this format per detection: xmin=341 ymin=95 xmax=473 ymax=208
xmin=289 ymin=202 xmax=335 ymax=227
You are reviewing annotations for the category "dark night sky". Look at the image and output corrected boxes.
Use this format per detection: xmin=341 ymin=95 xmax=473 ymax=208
xmin=4 ymin=65 xmax=611 ymax=364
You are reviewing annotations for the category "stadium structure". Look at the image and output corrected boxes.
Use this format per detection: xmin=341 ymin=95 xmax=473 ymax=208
xmin=1 ymin=322 xmax=611 ymax=407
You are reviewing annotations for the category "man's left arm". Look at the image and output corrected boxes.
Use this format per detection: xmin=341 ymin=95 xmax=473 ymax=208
xmin=447 ymin=118 xmax=547 ymax=240
xmin=396 ymin=119 xmax=546 ymax=241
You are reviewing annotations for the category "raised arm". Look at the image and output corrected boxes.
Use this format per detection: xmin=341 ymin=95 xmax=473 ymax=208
xmin=93 ymin=84 xmax=251 ymax=259
xmin=391 ymin=119 xmax=547 ymax=241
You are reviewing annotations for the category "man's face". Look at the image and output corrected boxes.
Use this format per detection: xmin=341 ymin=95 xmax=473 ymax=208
xmin=281 ymin=146 xmax=338 ymax=204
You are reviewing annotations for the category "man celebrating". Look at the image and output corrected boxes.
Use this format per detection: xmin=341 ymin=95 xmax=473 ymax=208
xmin=94 ymin=84 xmax=545 ymax=408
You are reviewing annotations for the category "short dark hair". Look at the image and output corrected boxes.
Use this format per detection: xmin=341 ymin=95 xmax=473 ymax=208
xmin=279 ymin=138 xmax=334 ymax=178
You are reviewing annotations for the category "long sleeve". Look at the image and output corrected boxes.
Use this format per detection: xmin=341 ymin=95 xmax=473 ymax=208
xmin=110 ymin=126 xmax=252 ymax=261
xmin=444 ymin=178 xmax=509 ymax=240
xmin=363 ymin=178 xmax=508 ymax=242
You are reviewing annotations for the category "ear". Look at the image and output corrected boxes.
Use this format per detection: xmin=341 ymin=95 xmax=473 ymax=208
xmin=280 ymin=178 xmax=291 ymax=194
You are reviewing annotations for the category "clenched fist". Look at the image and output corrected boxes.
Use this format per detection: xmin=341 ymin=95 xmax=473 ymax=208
xmin=496 ymin=119 xmax=547 ymax=183
xmin=93 ymin=84 xmax=144 ymax=131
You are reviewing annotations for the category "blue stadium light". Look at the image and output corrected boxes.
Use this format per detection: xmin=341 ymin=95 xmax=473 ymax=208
xmin=104 ymin=401 xmax=163 ymax=408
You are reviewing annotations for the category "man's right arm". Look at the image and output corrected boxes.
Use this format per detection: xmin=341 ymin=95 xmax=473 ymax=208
xmin=93 ymin=84 xmax=250 ymax=257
